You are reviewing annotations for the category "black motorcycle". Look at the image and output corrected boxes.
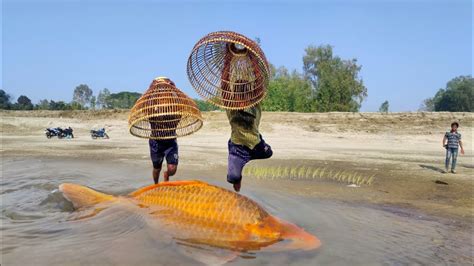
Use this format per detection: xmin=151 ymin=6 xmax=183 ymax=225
xmin=45 ymin=128 xmax=61 ymax=139
xmin=90 ymin=128 xmax=109 ymax=139
xmin=45 ymin=127 xmax=74 ymax=139
xmin=62 ymin=127 xmax=74 ymax=139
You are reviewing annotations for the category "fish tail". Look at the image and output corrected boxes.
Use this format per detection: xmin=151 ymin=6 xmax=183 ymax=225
xmin=59 ymin=183 xmax=116 ymax=209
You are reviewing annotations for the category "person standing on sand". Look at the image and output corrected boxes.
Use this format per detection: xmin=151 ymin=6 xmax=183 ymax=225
xmin=224 ymin=81 xmax=273 ymax=192
xmin=442 ymin=122 xmax=465 ymax=174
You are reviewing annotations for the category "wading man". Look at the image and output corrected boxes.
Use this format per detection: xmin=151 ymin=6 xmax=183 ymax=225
xmin=148 ymin=78 xmax=182 ymax=184
xmin=149 ymin=122 xmax=179 ymax=184
xmin=442 ymin=122 xmax=465 ymax=174
xmin=129 ymin=76 xmax=203 ymax=184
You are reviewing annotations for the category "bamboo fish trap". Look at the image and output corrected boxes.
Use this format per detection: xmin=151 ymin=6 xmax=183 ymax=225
xmin=128 ymin=77 xmax=203 ymax=140
xmin=187 ymin=31 xmax=270 ymax=110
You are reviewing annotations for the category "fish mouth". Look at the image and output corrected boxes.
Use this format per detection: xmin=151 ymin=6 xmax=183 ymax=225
xmin=278 ymin=219 xmax=321 ymax=251
xmin=286 ymin=228 xmax=321 ymax=251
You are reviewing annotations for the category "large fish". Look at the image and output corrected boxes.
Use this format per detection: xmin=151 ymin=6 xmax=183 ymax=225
xmin=59 ymin=180 xmax=320 ymax=254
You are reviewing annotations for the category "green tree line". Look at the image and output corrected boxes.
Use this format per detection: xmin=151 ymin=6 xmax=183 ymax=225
xmin=419 ymin=75 xmax=473 ymax=112
xmin=262 ymin=45 xmax=367 ymax=112
xmin=0 ymin=85 xmax=142 ymax=110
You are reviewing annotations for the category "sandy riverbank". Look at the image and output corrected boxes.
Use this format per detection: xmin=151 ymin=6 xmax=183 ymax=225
xmin=1 ymin=110 xmax=473 ymax=223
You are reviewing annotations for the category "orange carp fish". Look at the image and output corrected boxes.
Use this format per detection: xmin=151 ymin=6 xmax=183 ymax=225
xmin=59 ymin=180 xmax=320 ymax=254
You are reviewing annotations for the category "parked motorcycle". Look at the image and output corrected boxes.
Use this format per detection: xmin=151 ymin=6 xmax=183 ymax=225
xmin=62 ymin=127 xmax=74 ymax=139
xmin=90 ymin=128 xmax=109 ymax=139
xmin=45 ymin=128 xmax=61 ymax=139
xmin=45 ymin=127 xmax=74 ymax=139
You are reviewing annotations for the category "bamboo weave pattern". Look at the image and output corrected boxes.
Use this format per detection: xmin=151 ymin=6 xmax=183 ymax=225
xmin=187 ymin=31 xmax=270 ymax=110
xmin=128 ymin=78 xmax=203 ymax=139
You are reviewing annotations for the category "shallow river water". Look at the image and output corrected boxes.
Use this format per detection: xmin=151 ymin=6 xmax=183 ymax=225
xmin=1 ymin=157 xmax=472 ymax=265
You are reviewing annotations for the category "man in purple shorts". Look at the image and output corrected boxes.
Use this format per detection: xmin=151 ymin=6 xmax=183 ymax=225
xmin=225 ymin=81 xmax=273 ymax=192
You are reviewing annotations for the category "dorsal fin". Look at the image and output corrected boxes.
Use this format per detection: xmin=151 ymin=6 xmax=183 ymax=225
xmin=129 ymin=180 xmax=206 ymax=197
xmin=59 ymin=183 xmax=116 ymax=209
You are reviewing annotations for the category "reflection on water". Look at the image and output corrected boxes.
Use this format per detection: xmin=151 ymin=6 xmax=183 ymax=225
xmin=1 ymin=157 xmax=472 ymax=265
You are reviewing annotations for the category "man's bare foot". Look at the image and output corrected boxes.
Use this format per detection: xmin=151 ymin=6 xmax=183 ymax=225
xmin=233 ymin=182 xmax=241 ymax=192
xmin=163 ymin=171 xmax=169 ymax=182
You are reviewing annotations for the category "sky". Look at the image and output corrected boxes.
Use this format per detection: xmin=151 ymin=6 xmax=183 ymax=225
xmin=2 ymin=0 xmax=472 ymax=111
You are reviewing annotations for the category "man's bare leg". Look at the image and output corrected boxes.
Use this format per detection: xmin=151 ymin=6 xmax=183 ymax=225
xmin=163 ymin=164 xmax=177 ymax=182
xmin=153 ymin=168 xmax=161 ymax=184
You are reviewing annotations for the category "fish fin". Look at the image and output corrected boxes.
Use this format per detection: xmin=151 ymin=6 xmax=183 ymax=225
xmin=59 ymin=183 xmax=116 ymax=209
xmin=129 ymin=180 xmax=206 ymax=197
xmin=176 ymin=241 xmax=238 ymax=266
xmin=67 ymin=207 xmax=108 ymax=221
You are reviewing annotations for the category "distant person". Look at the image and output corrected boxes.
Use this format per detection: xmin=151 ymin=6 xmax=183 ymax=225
xmin=442 ymin=122 xmax=465 ymax=173
xmin=148 ymin=77 xmax=181 ymax=184
xmin=224 ymin=80 xmax=273 ymax=192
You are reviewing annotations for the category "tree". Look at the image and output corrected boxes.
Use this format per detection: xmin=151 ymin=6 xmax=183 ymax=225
xmin=379 ymin=100 xmax=389 ymax=113
xmin=49 ymin=100 xmax=71 ymax=110
xmin=263 ymin=67 xmax=313 ymax=112
xmin=36 ymin=99 xmax=50 ymax=110
xmin=263 ymin=66 xmax=292 ymax=111
xmin=195 ymin=99 xmax=219 ymax=111
xmin=90 ymin=96 xmax=97 ymax=110
xmin=15 ymin=95 xmax=33 ymax=110
xmin=421 ymin=75 xmax=473 ymax=112
xmin=104 ymin=91 xmax=141 ymax=109
xmin=419 ymin=98 xmax=435 ymax=111
xmin=73 ymin=84 xmax=93 ymax=107
xmin=97 ymin=88 xmax=111 ymax=109
xmin=291 ymin=71 xmax=313 ymax=112
xmin=0 ymin=89 xmax=12 ymax=109
xmin=303 ymin=45 xmax=367 ymax=112
xmin=70 ymin=101 xmax=84 ymax=110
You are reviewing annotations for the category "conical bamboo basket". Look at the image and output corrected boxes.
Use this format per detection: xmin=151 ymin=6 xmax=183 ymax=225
xmin=128 ymin=77 xmax=203 ymax=140
xmin=187 ymin=31 xmax=270 ymax=110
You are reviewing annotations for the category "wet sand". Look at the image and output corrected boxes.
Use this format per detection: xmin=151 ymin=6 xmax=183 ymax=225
xmin=1 ymin=110 xmax=473 ymax=265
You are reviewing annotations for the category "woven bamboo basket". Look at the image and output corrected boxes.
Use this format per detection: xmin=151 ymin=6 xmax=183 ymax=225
xmin=187 ymin=31 xmax=270 ymax=110
xmin=128 ymin=77 xmax=203 ymax=140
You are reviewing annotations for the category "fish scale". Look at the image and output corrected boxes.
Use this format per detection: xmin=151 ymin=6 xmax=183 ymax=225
xmin=133 ymin=182 xmax=268 ymax=225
